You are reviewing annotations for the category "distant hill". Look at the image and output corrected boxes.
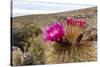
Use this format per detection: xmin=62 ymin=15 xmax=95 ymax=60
xmin=12 ymin=7 xmax=97 ymax=32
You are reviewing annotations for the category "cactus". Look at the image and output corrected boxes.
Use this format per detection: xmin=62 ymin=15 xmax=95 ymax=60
xmin=42 ymin=17 xmax=97 ymax=64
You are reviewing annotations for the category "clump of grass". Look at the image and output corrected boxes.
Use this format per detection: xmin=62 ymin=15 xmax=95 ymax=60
xmin=28 ymin=36 xmax=45 ymax=64
xmin=12 ymin=23 xmax=41 ymax=52
xmin=12 ymin=23 xmax=44 ymax=65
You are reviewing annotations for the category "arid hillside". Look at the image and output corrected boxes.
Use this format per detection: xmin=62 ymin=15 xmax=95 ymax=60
xmin=11 ymin=7 xmax=97 ymax=66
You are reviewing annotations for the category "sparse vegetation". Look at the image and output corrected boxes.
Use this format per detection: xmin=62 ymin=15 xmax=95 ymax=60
xmin=12 ymin=23 xmax=43 ymax=65
xmin=11 ymin=7 xmax=97 ymax=66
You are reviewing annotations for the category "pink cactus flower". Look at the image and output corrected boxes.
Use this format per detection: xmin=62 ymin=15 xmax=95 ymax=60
xmin=75 ymin=19 xmax=86 ymax=27
xmin=66 ymin=16 xmax=86 ymax=27
xmin=66 ymin=16 xmax=74 ymax=25
xmin=42 ymin=22 xmax=65 ymax=42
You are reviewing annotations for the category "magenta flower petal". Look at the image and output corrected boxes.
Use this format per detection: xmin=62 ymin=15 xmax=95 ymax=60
xmin=75 ymin=19 xmax=86 ymax=27
xmin=66 ymin=16 xmax=86 ymax=27
xmin=66 ymin=16 xmax=75 ymax=25
xmin=42 ymin=22 xmax=65 ymax=42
